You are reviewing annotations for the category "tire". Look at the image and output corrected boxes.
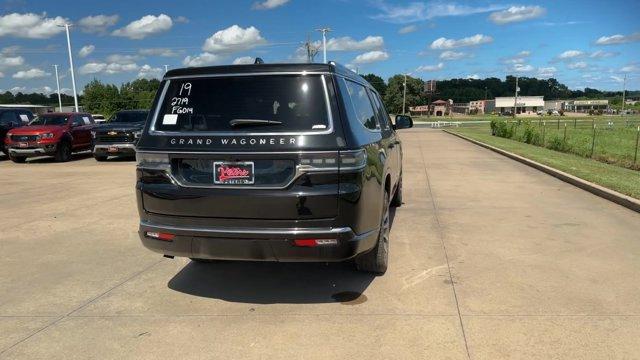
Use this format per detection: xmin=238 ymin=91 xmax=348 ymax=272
xmin=355 ymin=191 xmax=390 ymax=275
xmin=54 ymin=141 xmax=71 ymax=162
xmin=9 ymin=154 xmax=26 ymax=163
xmin=93 ymin=154 xmax=108 ymax=162
xmin=391 ymin=177 xmax=403 ymax=207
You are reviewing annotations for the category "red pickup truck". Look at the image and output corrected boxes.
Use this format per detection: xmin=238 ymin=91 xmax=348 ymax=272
xmin=5 ymin=112 xmax=95 ymax=163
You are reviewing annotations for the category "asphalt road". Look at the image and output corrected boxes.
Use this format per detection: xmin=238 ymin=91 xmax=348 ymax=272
xmin=1 ymin=129 xmax=639 ymax=359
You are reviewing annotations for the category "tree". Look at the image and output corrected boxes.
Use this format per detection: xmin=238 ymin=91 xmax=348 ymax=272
xmin=120 ymin=78 xmax=161 ymax=110
xmin=384 ymin=75 xmax=425 ymax=114
xmin=82 ymin=79 xmax=121 ymax=117
xmin=363 ymin=73 xmax=387 ymax=97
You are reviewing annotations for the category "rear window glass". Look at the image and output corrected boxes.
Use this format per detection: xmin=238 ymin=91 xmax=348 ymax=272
xmin=153 ymin=75 xmax=329 ymax=133
xmin=111 ymin=112 xmax=148 ymax=123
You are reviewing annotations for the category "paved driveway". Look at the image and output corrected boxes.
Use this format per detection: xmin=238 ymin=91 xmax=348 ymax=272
xmin=1 ymin=130 xmax=639 ymax=359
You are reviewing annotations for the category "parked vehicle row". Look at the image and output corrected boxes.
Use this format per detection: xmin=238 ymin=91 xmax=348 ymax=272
xmin=1 ymin=110 xmax=148 ymax=163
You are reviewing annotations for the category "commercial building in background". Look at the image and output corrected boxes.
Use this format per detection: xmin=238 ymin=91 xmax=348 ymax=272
xmin=470 ymin=100 xmax=495 ymax=114
xmin=431 ymin=100 xmax=450 ymax=116
xmin=451 ymin=102 xmax=470 ymax=115
xmin=564 ymin=99 xmax=609 ymax=112
xmin=495 ymin=96 xmax=544 ymax=115
xmin=544 ymin=100 xmax=564 ymax=111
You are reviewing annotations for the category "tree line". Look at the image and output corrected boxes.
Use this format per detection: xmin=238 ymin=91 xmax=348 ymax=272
xmin=2 ymin=74 xmax=636 ymax=117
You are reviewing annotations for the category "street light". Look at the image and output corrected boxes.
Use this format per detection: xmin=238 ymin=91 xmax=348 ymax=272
xmin=315 ymin=28 xmax=332 ymax=63
xmin=402 ymin=73 xmax=412 ymax=115
xmin=53 ymin=65 xmax=62 ymax=112
xmin=58 ymin=23 xmax=79 ymax=112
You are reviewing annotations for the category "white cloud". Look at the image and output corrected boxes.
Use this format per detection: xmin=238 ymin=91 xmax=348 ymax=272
xmin=557 ymin=50 xmax=585 ymax=60
xmin=105 ymin=54 xmax=140 ymax=64
xmin=78 ymin=15 xmax=119 ymax=34
xmin=590 ymin=50 xmax=617 ymax=59
xmin=416 ymin=63 xmax=444 ymax=72
xmin=0 ymin=12 xmax=67 ymax=39
xmin=9 ymin=86 xmax=26 ymax=93
xmin=439 ymin=50 xmax=466 ymax=60
xmin=371 ymin=2 xmax=505 ymax=23
xmin=621 ymin=64 xmax=640 ymax=73
xmin=0 ymin=71 xmax=4 ymax=78
xmin=183 ymin=52 xmax=222 ymax=67
xmin=325 ymin=36 xmax=384 ymax=51
xmin=489 ymin=6 xmax=546 ymax=25
xmin=202 ymin=25 xmax=266 ymax=53
xmin=398 ymin=25 xmax=418 ymax=34
xmin=252 ymin=0 xmax=290 ymax=10
xmin=503 ymin=50 xmax=531 ymax=64
xmin=610 ymin=76 xmax=624 ymax=83
xmin=138 ymin=48 xmax=181 ymax=57
xmin=595 ymin=32 xmax=640 ymax=45
xmin=232 ymin=56 xmax=255 ymax=64
xmin=430 ymin=34 xmax=493 ymax=49
xmin=137 ymin=64 xmax=164 ymax=79
xmin=78 ymin=62 xmax=139 ymax=75
xmin=13 ymin=68 xmax=50 ymax=79
xmin=78 ymin=45 xmax=95 ymax=58
xmin=537 ymin=66 xmax=557 ymax=78
xmin=0 ymin=54 xmax=25 ymax=67
xmin=511 ymin=64 xmax=534 ymax=73
xmin=567 ymin=61 xmax=587 ymax=69
xmin=466 ymin=74 xmax=480 ymax=79
xmin=174 ymin=16 xmax=189 ymax=24
xmin=112 ymin=14 xmax=173 ymax=40
xmin=32 ymin=86 xmax=53 ymax=94
xmin=352 ymin=50 xmax=389 ymax=64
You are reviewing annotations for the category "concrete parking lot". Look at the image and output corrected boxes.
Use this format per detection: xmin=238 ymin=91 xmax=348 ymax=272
xmin=1 ymin=129 xmax=639 ymax=359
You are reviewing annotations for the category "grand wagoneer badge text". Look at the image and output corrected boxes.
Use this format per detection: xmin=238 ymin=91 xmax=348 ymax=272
xmin=169 ymin=137 xmax=297 ymax=146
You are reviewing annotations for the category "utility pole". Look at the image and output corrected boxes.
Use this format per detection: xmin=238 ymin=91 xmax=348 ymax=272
xmin=164 ymin=65 xmax=169 ymax=73
xmin=621 ymin=74 xmax=627 ymax=116
xmin=315 ymin=28 xmax=331 ymax=63
xmin=53 ymin=65 xmax=62 ymax=112
xmin=59 ymin=23 xmax=79 ymax=112
xmin=513 ymin=76 xmax=519 ymax=119
xmin=402 ymin=73 xmax=408 ymax=115
xmin=304 ymin=34 xmax=319 ymax=63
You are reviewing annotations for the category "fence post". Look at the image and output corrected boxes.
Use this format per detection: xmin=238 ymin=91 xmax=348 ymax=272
xmin=634 ymin=126 xmax=639 ymax=167
xmin=574 ymin=118 xmax=577 ymax=129
xmin=542 ymin=121 xmax=546 ymax=146
xmin=563 ymin=123 xmax=567 ymax=143
xmin=557 ymin=118 xmax=560 ymax=130
xmin=590 ymin=124 xmax=596 ymax=158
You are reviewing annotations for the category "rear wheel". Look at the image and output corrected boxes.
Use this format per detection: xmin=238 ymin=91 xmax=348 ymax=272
xmin=9 ymin=154 xmax=26 ymax=163
xmin=93 ymin=154 xmax=108 ymax=162
xmin=356 ymin=191 xmax=390 ymax=275
xmin=54 ymin=141 xmax=71 ymax=162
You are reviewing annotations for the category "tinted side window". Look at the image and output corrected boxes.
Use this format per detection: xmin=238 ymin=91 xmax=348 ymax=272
xmin=71 ymin=116 xmax=84 ymax=126
xmin=370 ymin=91 xmax=391 ymax=130
xmin=0 ymin=111 xmax=16 ymax=126
xmin=343 ymin=79 xmax=379 ymax=131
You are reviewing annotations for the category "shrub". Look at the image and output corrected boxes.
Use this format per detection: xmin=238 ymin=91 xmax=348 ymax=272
xmin=547 ymin=135 xmax=572 ymax=152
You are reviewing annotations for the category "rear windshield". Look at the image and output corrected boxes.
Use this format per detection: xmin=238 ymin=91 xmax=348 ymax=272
xmin=153 ymin=75 xmax=329 ymax=133
xmin=111 ymin=112 xmax=148 ymax=123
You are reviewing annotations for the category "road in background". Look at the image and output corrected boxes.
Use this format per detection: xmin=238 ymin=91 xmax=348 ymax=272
xmin=1 ymin=130 xmax=639 ymax=359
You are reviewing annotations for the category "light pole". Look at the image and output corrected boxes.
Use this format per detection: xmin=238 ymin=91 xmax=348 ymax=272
xmin=402 ymin=73 xmax=408 ymax=115
xmin=512 ymin=76 xmax=519 ymax=119
xmin=315 ymin=28 xmax=332 ymax=63
xmin=53 ymin=65 xmax=62 ymax=112
xmin=164 ymin=65 xmax=169 ymax=73
xmin=621 ymin=74 xmax=627 ymax=116
xmin=59 ymin=24 xmax=79 ymax=112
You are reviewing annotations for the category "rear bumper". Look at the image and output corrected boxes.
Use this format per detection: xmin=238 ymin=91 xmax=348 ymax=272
xmin=93 ymin=143 xmax=136 ymax=156
xmin=138 ymin=220 xmax=378 ymax=262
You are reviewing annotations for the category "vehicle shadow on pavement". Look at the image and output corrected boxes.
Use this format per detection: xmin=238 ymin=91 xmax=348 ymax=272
xmin=22 ymin=151 xmax=94 ymax=164
xmin=167 ymin=261 xmax=376 ymax=304
xmin=167 ymin=209 xmax=397 ymax=304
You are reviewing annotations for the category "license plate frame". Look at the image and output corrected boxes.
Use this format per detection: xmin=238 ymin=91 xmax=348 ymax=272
xmin=213 ymin=161 xmax=255 ymax=185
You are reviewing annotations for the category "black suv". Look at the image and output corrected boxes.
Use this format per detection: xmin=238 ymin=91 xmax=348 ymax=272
xmin=1 ymin=108 xmax=33 ymax=155
xmin=91 ymin=110 xmax=149 ymax=161
xmin=135 ymin=63 xmax=413 ymax=274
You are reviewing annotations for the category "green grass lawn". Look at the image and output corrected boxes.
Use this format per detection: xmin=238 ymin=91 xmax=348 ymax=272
xmin=448 ymin=124 xmax=640 ymax=200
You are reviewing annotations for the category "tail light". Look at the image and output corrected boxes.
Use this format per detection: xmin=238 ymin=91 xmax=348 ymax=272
xmin=136 ymin=152 xmax=170 ymax=171
xmin=298 ymin=149 xmax=366 ymax=172
xmin=145 ymin=231 xmax=175 ymax=241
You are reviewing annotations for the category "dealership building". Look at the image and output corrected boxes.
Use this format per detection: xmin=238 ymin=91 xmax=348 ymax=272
xmin=495 ymin=96 xmax=545 ymax=115
xmin=564 ymin=99 xmax=609 ymax=112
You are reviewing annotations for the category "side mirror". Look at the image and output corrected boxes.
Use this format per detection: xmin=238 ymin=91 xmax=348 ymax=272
xmin=394 ymin=115 xmax=413 ymax=130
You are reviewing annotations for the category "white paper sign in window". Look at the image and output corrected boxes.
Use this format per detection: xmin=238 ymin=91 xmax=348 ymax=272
xmin=162 ymin=114 xmax=178 ymax=125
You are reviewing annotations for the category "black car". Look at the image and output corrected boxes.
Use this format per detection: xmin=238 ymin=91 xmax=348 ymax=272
xmin=91 ymin=110 xmax=149 ymax=161
xmin=135 ymin=62 xmax=413 ymax=274
xmin=0 ymin=108 xmax=34 ymax=155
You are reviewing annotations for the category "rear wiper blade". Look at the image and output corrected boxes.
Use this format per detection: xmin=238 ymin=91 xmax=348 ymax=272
xmin=229 ymin=119 xmax=283 ymax=127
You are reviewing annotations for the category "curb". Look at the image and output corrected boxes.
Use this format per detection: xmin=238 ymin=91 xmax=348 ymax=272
xmin=444 ymin=130 xmax=640 ymax=214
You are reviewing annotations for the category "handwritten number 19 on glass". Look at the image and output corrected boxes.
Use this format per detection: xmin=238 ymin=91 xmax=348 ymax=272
xmin=179 ymin=83 xmax=192 ymax=96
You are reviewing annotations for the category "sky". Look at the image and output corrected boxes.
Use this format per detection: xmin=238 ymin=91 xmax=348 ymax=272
xmin=0 ymin=0 xmax=639 ymax=98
